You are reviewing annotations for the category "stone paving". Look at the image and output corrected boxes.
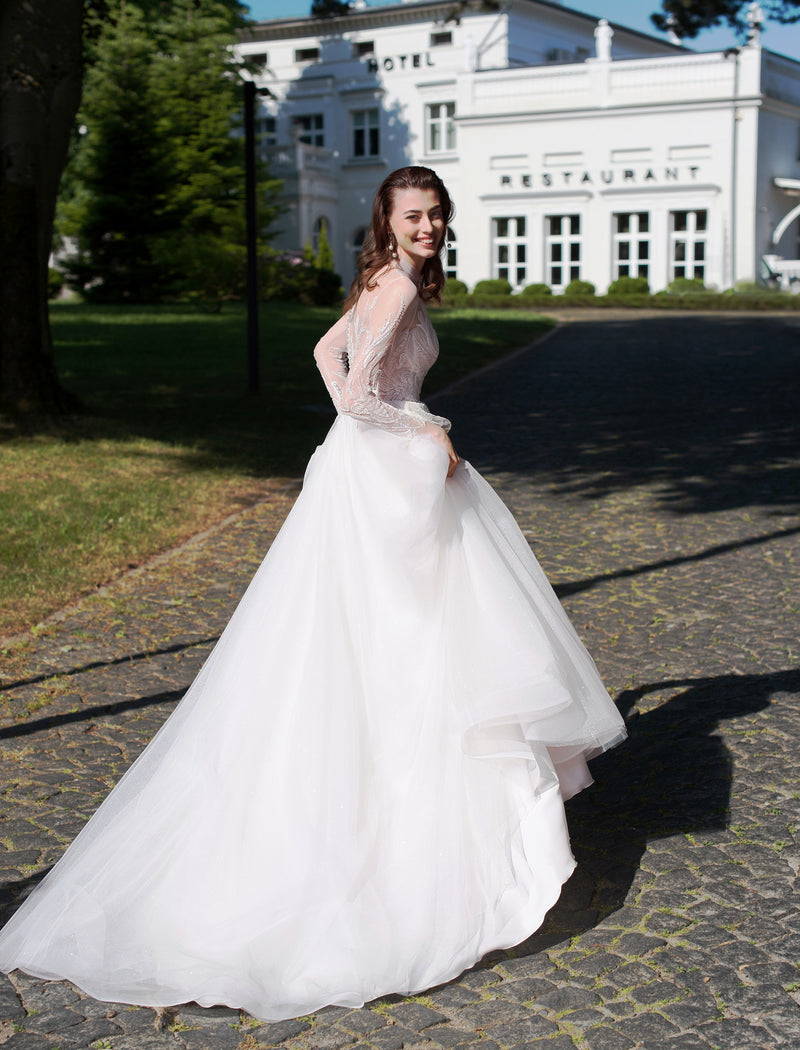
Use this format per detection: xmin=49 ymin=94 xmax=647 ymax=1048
xmin=1 ymin=313 xmax=799 ymax=1050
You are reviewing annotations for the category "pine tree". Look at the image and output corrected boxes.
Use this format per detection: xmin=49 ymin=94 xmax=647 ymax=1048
xmin=59 ymin=0 xmax=283 ymax=304
xmin=62 ymin=4 xmax=168 ymax=301
xmin=316 ymin=220 xmax=335 ymax=272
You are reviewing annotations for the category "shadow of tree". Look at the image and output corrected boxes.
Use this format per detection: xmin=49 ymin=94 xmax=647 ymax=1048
xmin=442 ymin=315 xmax=800 ymax=517
xmin=508 ymin=666 xmax=800 ymax=956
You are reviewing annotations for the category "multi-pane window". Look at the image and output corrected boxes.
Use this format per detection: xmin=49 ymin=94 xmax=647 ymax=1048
xmin=351 ymin=108 xmax=380 ymax=157
xmin=545 ymin=214 xmax=581 ymax=288
xmin=296 ymin=114 xmax=324 ymax=147
xmin=255 ymin=115 xmax=277 ymax=149
xmin=446 ymin=227 xmax=457 ymax=280
xmin=426 ymin=102 xmax=456 ymax=153
xmin=613 ymin=212 xmax=649 ymax=279
xmin=670 ymin=210 xmax=707 ymax=281
xmin=493 ymin=217 xmax=527 ymax=286
xmin=352 ymin=227 xmax=367 ymax=269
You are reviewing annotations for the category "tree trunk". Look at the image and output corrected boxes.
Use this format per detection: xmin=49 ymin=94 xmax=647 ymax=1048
xmin=0 ymin=0 xmax=83 ymax=415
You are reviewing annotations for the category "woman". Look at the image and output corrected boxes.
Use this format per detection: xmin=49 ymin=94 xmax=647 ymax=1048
xmin=0 ymin=167 xmax=625 ymax=1021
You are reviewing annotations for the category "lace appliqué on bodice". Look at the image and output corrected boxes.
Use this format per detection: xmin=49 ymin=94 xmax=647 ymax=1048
xmin=314 ymin=268 xmax=451 ymax=437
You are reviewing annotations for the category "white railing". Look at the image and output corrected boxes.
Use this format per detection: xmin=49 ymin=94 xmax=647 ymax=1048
xmin=261 ymin=142 xmax=335 ymax=175
xmin=762 ymin=254 xmax=800 ymax=292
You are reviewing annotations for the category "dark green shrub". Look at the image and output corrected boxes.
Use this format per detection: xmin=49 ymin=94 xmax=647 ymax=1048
xmin=563 ymin=279 xmax=595 ymax=297
xmin=607 ymin=275 xmax=649 ymax=296
xmin=472 ymin=278 xmax=513 ymax=296
xmin=48 ymin=267 xmax=65 ymax=300
xmin=520 ymin=283 xmax=552 ymax=297
xmin=308 ymin=268 xmax=344 ymax=306
xmin=667 ymin=276 xmax=709 ymax=294
xmin=443 ymin=278 xmax=468 ymax=299
xmin=260 ymin=250 xmax=342 ymax=305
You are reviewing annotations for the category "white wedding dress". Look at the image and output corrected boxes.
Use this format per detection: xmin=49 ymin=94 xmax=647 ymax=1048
xmin=0 ymin=267 xmax=625 ymax=1021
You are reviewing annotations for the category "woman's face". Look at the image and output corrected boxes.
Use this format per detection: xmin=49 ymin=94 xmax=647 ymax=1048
xmin=387 ymin=188 xmax=445 ymax=273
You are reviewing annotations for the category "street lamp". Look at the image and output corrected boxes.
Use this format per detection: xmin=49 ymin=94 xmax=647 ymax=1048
xmin=243 ymin=78 xmax=273 ymax=395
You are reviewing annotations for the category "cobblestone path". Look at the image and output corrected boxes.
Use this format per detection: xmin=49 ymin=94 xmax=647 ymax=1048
xmin=1 ymin=314 xmax=799 ymax=1049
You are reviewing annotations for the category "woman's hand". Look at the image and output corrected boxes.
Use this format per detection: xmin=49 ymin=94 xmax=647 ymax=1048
xmin=424 ymin=423 xmax=460 ymax=477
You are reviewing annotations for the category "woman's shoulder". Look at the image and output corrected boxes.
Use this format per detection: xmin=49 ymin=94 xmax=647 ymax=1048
xmin=369 ymin=265 xmax=421 ymax=306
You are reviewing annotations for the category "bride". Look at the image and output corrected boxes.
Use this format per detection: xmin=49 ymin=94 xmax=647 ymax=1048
xmin=0 ymin=166 xmax=625 ymax=1022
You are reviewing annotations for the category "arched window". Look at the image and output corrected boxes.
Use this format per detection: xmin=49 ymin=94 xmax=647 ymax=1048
xmin=313 ymin=216 xmax=330 ymax=253
xmin=446 ymin=227 xmax=457 ymax=280
xmin=352 ymin=226 xmax=367 ymax=270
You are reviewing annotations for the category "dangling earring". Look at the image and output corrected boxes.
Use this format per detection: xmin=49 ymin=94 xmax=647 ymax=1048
xmin=390 ymin=238 xmax=398 ymax=260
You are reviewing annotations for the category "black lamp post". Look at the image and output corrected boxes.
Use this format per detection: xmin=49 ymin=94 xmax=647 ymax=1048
xmin=243 ymin=78 xmax=263 ymax=396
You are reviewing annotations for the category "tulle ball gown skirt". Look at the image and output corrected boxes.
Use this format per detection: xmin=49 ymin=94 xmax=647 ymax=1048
xmin=0 ymin=415 xmax=625 ymax=1021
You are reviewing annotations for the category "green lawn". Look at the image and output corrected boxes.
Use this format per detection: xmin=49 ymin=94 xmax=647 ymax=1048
xmin=0 ymin=302 xmax=554 ymax=638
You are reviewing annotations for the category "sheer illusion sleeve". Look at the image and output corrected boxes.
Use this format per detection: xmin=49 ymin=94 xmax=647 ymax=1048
xmin=338 ymin=274 xmax=428 ymax=436
xmin=313 ymin=310 xmax=351 ymax=411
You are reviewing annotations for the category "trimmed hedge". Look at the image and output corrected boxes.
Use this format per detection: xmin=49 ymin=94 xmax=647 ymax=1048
xmin=520 ymin=283 xmax=553 ymax=297
xmin=607 ymin=275 xmax=650 ymax=296
xmin=472 ymin=278 xmax=513 ymax=296
xmin=442 ymin=278 xmax=469 ymax=300
xmin=667 ymin=276 xmax=711 ymax=294
xmin=563 ymin=279 xmax=596 ymax=297
xmin=431 ymin=291 xmax=800 ymax=311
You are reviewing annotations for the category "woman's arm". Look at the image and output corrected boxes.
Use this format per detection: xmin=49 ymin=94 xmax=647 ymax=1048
xmin=313 ymin=311 xmax=351 ymax=410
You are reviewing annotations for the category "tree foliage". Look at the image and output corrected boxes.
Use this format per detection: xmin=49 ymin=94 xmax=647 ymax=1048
xmin=651 ymin=0 xmax=800 ymax=39
xmin=310 ymin=0 xmax=352 ymax=17
xmin=61 ymin=0 xmax=282 ymax=305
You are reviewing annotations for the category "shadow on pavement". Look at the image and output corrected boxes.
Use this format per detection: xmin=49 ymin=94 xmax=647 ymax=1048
xmin=0 ymin=688 xmax=184 ymax=741
xmin=553 ymin=523 xmax=800 ymax=599
xmin=512 ymin=666 xmax=800 ymax=956
xmin=445 ymin=316 xmax=800 ymax=517
xmin=0 ymin=637 xmax=219 ymax=693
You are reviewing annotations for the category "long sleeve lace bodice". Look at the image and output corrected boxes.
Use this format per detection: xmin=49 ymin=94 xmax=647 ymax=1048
xmin=314 ymin=268 xmax=451 ymax=436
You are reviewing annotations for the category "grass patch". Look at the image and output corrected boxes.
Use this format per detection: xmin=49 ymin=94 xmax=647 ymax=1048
xmin=1 ymin=302 xmax=553 ymax=638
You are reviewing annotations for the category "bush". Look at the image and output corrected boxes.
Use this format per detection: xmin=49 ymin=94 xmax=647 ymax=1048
xmin=607 ymin=275 xmax=649 ymax=296
xmin=724 ymin=280 xmax=778 ymax=295
xmin=308 ymin=268 xmax=344 ymax=306
xmin=472 ymin=278 xmax=513 ymax=296
xmin=48 ymin=267 xmax=65 ymax=300
xmin=260 ymin=250 xmax=343 ymax=306
xmin=667 ymin=276 xmax=709 ymax=295
xmin=519 ymin=283 xmax=552 ymax=298
xmin=443 ymin=278 xmax=468 ymax=300
xmin=563 ymin=279 xmax=595 ymax=297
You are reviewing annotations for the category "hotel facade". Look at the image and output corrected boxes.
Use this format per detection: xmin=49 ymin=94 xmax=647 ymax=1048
xmin=237 ymin=0 xmax=800 ymax=292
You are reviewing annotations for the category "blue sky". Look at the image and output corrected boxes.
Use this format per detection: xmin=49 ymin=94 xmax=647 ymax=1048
xmin=244 ymin=0 xmax=800 ymax=61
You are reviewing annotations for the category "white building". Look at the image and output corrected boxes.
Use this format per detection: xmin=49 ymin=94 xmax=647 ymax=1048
xmin=238 ymin=0 xmax=800 ymax=292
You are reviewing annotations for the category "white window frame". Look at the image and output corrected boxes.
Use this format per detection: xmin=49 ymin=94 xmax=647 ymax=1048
xmin=545 ymin=214 xmax=581 ymax=289
xmin=426 ymin=102 xmax=456 ymax=153
xmin=351 ymin=108 xmax=380 ymax=158
xmin=296 ymin=114 xmax=324 ymax=147
xmin=670 ymin=209 xmax=708 ymax=281
xmin=492 ymin=217 xmax=527 ymax=287
xmin=613 ymin=212 xmax=650 ymax=280
xmin=256 ymin=115 xmax=277 ymax=149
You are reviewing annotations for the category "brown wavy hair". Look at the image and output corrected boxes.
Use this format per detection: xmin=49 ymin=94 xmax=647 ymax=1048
xmin=343 ymin=166 xmax=454 ymax=313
